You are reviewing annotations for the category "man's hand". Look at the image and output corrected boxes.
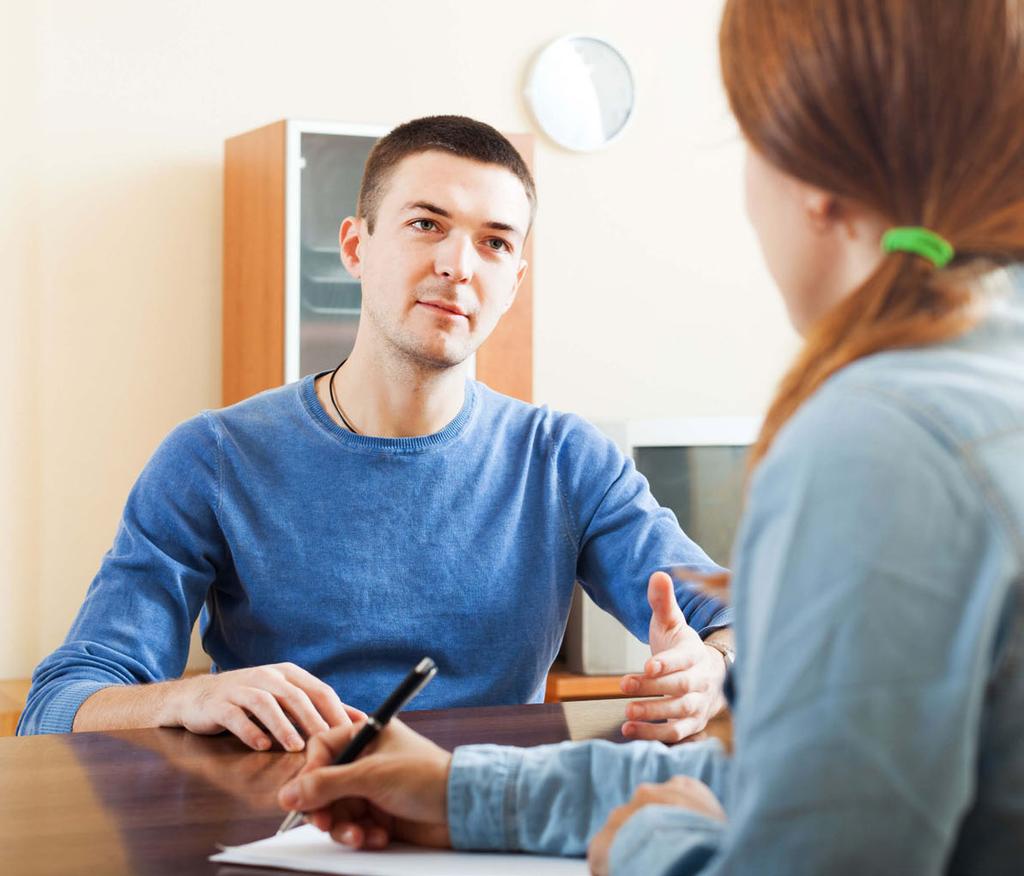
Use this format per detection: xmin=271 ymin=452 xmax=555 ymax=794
xmin=163 ymin=663 xmax=364 ymax=752
xmin=277 ymin=718 xmax=452 ymax=850
xmin=618 ymin=572 xmax=729 ymax=742
xmin=587 ymin=776 xmax=726 ymax=876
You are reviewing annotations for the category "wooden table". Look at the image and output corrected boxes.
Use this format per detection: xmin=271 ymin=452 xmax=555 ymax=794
xmin=0 ymin=699 xmax=730 ymax=876
xmin=0 ymin=679 xmax=32 ymax=736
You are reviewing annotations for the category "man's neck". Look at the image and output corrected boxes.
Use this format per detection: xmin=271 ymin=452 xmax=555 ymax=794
xmin=315 ymin=344 xmax=468 ymax=438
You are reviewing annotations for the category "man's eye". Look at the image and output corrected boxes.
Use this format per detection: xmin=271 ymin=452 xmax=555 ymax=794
xmin=411 ymin=219 xmax=438 ymax=232
xmin=485 ymin=238 xmax=510 ymax=252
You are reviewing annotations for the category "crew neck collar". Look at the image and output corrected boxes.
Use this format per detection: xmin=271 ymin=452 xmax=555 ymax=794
xmin=299 ymin=373 xmax=478 ymax=453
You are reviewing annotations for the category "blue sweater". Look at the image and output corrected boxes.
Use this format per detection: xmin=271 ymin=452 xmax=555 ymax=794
xmin=19 ymin=378 xmax=729 ymax=734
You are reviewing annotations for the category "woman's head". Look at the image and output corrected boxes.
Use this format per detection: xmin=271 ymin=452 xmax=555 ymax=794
xmin=742 ymin=146 xmax=889 ymax=332
xmin=719 ymin=0 xmax=1024 ymax=466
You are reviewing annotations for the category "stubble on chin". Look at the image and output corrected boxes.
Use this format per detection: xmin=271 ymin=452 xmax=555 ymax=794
xmin=386 ymin=322 xmax=474 ymax=372
xmin=363 ymin=293 xmax=481 ymax=371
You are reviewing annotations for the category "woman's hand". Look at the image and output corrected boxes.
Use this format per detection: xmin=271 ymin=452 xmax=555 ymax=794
xmin=277 ymin=718 xmax=453 ymax=850
xmin=587 ymin=776 xmax=726 ymax=876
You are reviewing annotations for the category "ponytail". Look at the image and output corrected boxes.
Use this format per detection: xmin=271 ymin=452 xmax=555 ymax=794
xmin=749 ymin=256 xmax=981 ymax=470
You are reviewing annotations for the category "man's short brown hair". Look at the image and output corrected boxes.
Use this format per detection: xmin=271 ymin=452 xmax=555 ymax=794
xmin=356 ymin=115 xmax=537 ymax=234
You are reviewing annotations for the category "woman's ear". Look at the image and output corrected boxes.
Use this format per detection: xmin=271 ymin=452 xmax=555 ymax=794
xmin=807 ymin=187 xmax=890 ymax=249
xmin=802 ymin=186 xmax=841 ymax=234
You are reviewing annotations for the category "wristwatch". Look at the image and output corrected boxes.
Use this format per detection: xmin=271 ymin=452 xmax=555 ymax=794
xmin=704 ymin=639 xmax=736 ymax=672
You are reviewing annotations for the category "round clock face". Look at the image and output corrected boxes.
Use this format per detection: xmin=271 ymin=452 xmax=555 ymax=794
xmin=525 ymin=35 xmax=636 ymax=152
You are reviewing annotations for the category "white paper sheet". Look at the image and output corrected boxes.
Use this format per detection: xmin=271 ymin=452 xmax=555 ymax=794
xmin=210 ymin=824 xmax=587 ymax=875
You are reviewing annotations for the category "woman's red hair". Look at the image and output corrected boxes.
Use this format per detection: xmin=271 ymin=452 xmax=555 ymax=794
xmin=719 ymin=0 xmax=1024 ymax=471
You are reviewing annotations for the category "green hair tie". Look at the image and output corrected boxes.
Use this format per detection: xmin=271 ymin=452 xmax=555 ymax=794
xmin=881 ymin=227 xmax=955 ymax=268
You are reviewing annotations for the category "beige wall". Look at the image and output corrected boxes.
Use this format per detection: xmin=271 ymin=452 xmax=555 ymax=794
xmin=0 ymin=0 xmax=796 ymax=678
xmin=1 ymin=1 xmax=41 ymax=677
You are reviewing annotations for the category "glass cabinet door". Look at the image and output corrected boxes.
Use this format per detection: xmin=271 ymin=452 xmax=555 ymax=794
xmin=296 ymin=130 xmax=379 ymax=378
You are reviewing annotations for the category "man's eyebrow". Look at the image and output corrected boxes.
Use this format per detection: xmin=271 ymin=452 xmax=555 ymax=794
xmin=403 ymin=201 xmax=524 ymax=239
xmin=484 ymin=220 xmax=524 ymax=238
xmin=403 ymin=201 xmax=451 ymax=218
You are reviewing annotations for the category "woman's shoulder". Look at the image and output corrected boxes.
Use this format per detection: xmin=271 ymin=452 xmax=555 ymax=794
xmin=754 ymin=346 xmax=1023 ymax=578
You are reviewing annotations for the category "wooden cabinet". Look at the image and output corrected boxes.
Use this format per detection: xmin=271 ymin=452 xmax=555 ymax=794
xmin=222 ymin=120 xmax=534 ymax=405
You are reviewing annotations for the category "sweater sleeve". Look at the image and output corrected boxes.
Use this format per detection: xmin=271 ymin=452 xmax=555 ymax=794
xmin=554 ymin=416 xmax=731 ymax=641
xmin=17 ymin=413 xmax=227 ymax=735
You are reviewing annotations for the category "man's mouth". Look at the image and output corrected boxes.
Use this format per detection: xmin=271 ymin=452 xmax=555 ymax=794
xmin=418 ymin=300 xmax=469 ymax=319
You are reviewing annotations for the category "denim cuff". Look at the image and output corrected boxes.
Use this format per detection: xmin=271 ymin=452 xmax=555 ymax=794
xmin=609 ymin=804 xmax=725 ymax=876
xmin=698 ymin=605 xmax=734 ymax=640
xmin=447 ymin=744 xmax=525 ymax=851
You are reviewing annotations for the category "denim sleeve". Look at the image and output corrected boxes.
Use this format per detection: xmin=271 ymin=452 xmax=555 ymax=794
xmin=554 ymin=416 xmax=731 ymax=641
xmin=17 ymin=414 xmax=225 ymax=735
xmin=610 ymin=806 xmax=724 ymax=876
xmin=631 ymin=386 xmax=999 ymax=875
xmin=447 ymin=737 xmax=730 ymax=856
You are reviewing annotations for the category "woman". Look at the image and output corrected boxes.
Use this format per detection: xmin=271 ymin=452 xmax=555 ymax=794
xmin=277 ymin=1 xmax=1024 ymax=873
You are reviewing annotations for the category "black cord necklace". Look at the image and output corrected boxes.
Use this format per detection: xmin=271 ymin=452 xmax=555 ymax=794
xmin=328 ymin=359 xmax=360 ymax=434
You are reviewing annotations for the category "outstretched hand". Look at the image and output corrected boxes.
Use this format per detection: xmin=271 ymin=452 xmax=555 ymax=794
xmin=618 ymin=572 xmax=728 ymax=743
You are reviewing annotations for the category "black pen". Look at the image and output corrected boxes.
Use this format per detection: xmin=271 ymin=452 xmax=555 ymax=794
xmin=276 ymin=656 xmax=438 ymax=834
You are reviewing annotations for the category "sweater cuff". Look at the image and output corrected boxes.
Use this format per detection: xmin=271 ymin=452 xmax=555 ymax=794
xmin=609 ymin=805 xmax=725 ymax=876
xmin=30 ymin=680 xmax=116 ymax=735
xmin=697 ymin=605 xmax=734 ymax=639
xmin=447 ymin=744 xmax=525 ymax=851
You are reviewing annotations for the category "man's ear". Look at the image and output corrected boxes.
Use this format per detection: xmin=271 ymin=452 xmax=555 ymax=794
xmin=502 ymin=259 xmax=529 ymax=314
xmin=339 ymin=216 xmax=365 ymax=279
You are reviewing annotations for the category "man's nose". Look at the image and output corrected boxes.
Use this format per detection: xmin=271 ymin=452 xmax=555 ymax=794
xmin=434 ymin=233 xmax=475 ymax=284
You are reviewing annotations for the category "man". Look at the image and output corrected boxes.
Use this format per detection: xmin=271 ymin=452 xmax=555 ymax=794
xmin=19 ymin=116 xmax=732 ymax=749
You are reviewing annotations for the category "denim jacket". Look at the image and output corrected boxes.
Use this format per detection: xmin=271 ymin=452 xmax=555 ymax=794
xmin=447 ymin=267 xmax=1024 ymax=875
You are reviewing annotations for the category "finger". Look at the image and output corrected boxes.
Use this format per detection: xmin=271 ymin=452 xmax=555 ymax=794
xmin=328 ymin=798 xmax=387 ymax=835
xmin=632 ymin=781 xmax=676 ymax=803
xmin=621 ymin=668 xmax=707 ymax=697
xmin=667 ymin=774 xmax=705 ymax=791
xmin=216 ymin=703 xmax=273 ymax=751
xmin=282 ymin=797 xmax=367 ymax=834
xmin=234 ymin=687 xmax=305 ymax=752
xmin=281 ymin=761 xmax=374 ymax=813
xmin=648 ymin=571 xmax=684 ymax=629
xmin=344 ymin=704 xmax=368 ymax=723
xmin=365 ymin=828 xmax=388 ymax=850
xmin=621 ymin=716 xmax=704 ymax=744
xmin=626 ymin=692 xmax=705 ymax=722
xmin=302 ymin=721 xmax=364 ymax=765
xmin=328 ymin=815 xmax=390 ymax=849
xmin=355 ymin=818 xmax=390 ymax=850
xmin=268 ymin=682 xmax=333 ymax=741
xmin=644 ymin=641 xmax=703 ymax=677
xmin=331 ymin=821 xmax=364 ymax=848
xmin=307 ymin=807 xmax=333 ymax=831
xmin=298 ymin=731 xmax=345 ymax=776
xmin=633 ymin=786 xmax=692 ymax=806
xmin=279 ymin=664 xmax=355 ymax=728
